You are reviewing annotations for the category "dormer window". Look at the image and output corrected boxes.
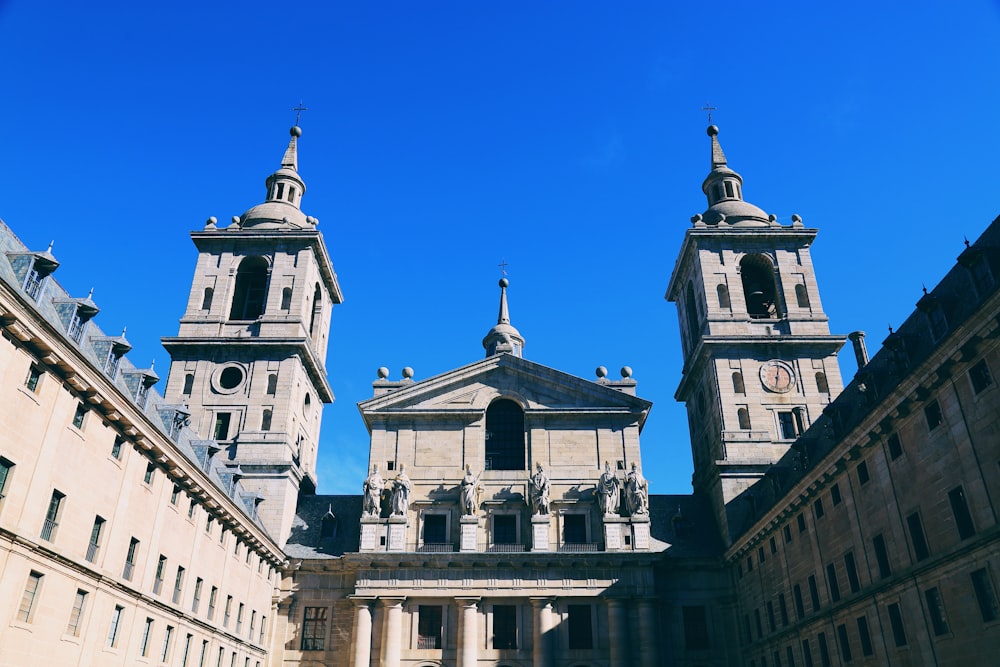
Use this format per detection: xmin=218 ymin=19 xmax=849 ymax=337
xmin=105 ymin=347 xmax=122 ymax=378
xmin=24 ymin=265 xmax=43 ymax=299
xmin=68 ymin=310 xmax=85 ymax=342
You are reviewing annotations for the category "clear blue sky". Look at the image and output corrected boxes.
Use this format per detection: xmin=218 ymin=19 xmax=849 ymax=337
xmin=2 ymin=2 xmax=999 ymax=494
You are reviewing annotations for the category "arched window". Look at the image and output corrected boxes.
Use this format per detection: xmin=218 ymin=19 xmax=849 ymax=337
xmin=280 ymin=287 xmax=292 ymax=311
xmin=229 ymin=257 xmax=269 ymax=321
xmin=717 ymin=284 xmax=731 ymax=309
xmin=737 ymin=407 xmax=751 ymax=430
xmin=261 ymin=408 xmax=272 ymax=431
xmin=201 ymin=287 xmax=214 ymax=311
xmin=815 ymin=372 xmax=830 ymax=394
xmin=685 ymin=282 xmax=700 ymax=345
xmin=266 ymin=373 xmax=278 ymax=395
xmin=732 ymin=372 xmax=745 ymax=394
xmin=182 ymin=373 xmax=194 ymax=396
xmin=740 ymin=254 xmax=780 ymax=319
xmin=309 ymin=284 xmax=322 ymax=337
xmin=485 ymin=399 xmax=525 ymax=471
xmin=795 ymin=284 xmax=810 ymax=309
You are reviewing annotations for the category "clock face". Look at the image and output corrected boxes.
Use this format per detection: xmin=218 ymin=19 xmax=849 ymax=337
xmin=760 ymin=360 xmax=796 ymax=393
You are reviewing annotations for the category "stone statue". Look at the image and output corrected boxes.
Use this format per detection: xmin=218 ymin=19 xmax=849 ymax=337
xmin=625 ymin=462 xmax=649 ymax=516
xmin=597 ymin=461 xmax=621 ymax=516
xmin=460 ymin=464 xmax=482 ymax=515
xmin=390 ymin=464 xmax=412 ymax=517
xmin=529 ymin=462 xmax=550 ymax=515
xmin=362 ymin=464 xmax=384 ymax=517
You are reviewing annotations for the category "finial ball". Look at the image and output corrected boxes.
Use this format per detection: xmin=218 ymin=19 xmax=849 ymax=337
xmin=377 ymin=367 xmax=389 ymax=379
xmin=402 ymin=367 xmax=414 ymax=379
xmin=499 ymin=277 xmax=509 ymax=288
xmin=707 ymin=124 xmax=719 ymax=137
xmin=290 ymin=126 xmax=302 ymax=137
xmin=206 ymin=216 xmax=217 ymax=225
xmin=596 ymin=366 xmax=608 ymax=378
xmin=620 ymin=366 xmax=633 ymax=378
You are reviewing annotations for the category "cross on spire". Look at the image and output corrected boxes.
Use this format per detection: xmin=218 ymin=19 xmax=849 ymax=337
xmin=701 ymin=103 xmax=717 ymax=124
xmin=292 ymin=101 xmax=309 ymax=126
xmin=498 ymin=258 xmax=509 ymax=277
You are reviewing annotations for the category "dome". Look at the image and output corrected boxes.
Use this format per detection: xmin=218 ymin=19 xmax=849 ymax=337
xmin=702 ymin=199 xmax=770 ymax=227
xmin=240 ymin=201 xmax=309 ymax=229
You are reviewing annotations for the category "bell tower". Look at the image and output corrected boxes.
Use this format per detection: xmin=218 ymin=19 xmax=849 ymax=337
xmin=666 ymin=125 xmax=846 ymax=542
xmin=162 ymin=125 xmax=343 ymax=546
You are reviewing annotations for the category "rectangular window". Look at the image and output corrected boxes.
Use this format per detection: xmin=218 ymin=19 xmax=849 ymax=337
xmin=154 ymin=555 xmax=167 ymax=595
xmin=886 ymin=602 xmax=907 ymax=647
xmin=250 ymin=610 xmax=257 ymax=639
xmin=906 ymin=512 xmax=930 ymax=561
xmin=567 ymin=604 xmax=593 ymax=649
xmin=87 ymin=515 xmax=105 ymax=562
xmin=162 ymin=625 xmax=174 ymax=662
xmin=683 ymin=605 xmax=710 ymax=650
xmin=0 ymin=457 xmax=13 ymax=506
xmin=67 ymin=589 xmax=88 ymax=636
xmin=493 ymin=604 xmax=517 ymax=649
xmin=188 ymin=499 xmax=197 ymax=519
xmin=817 ymin=632 xmax=831 ymax=667
xmin=563 ymin=514 xmax=588 ymax=544
xmin=25 ymin=365 xmax=42 ymax=392
xmin=754 ymin=608 xmax=763 ymax=638
xmin=492 ymin=514 xmax=517 ymax=546
xmin=192 ymin=578 xmax=203 ymax=613
xmin=767 ymin=601 xmax=776 ymax=633
xmin=224 ymin=595 xmax=233 ymax=628
xmin=17 ymin=571 xmax=43 ymax=622
xmin=924 ymin=400 xmax=943 ymax=430
xmin=970 ymin=359 xmax=993 ymax=393
xmin=783 ymin=524 xmax=792 ymax=544
xmin=200 ymin=640 xmax=209 ymax=667
xmin=213 ymin=413 xmax=232 ymax=440
xmin=825 ymin=563 xmax=841 ymax=602
xmin=856 ymin=616 xmax=874 ymax=656
xmin=836 ymin=624 xmax=852 ymax=663
xmin=972 ymin=568 xmax=1000 ymax=622
xmin=844 ymin=552 xmax=860 ymax=593
xmin=778 ymin=593 xmax=789 ymax=627
xmin=778 ymin=411 xmax=797 ymax=439
xmin=181 ymin=633 xmax=193 ymax=667
xmin=260 ymin=616 xmax=267 ymax=644
xmin=107 ymin=605 xmax=124 ymax=647
xmin=41 ymin=489 xmax=64 ymax=541
xmin=206 ymin=516 xmax=213 ymax=534
xmin=423 ymin=514 xmax=450 ymax=544
xmin=925 ymin=587 xmax=949 ymax=636
xmin=801 ymin=639 xmax=813 ymax=667
xmin=140 ymin=617 xmax=154 ymax=656
xmin=872 ymin=534 xmax=892 ymax=579
xmin=208 ymin=586 xmax=218 ymax=621
xmin=144 ymin=462 xmax=156 ymax=484
xmin=111 ymin=436 xmax=124 ymax=460
xmin=949 ymin=486 xmax=976 ymax=539
xmin=813 ymin=498 xmax=825 ymax=519
xmin=786 ymin=645 xmax=796 ymax=667
xmin=171 ymin=485 xmax=182 ymax=505
xmin=417 ymin=605 xmax=442 ymax=649
xmin=237 ymin=602 xmax=244 ymax=633
xmin=770 ymin=536 xmax=777 ymax=554
xmin=173 ymin=566 xmax=186 ymax=604
xmin=758 ymin=546 xmax=766 ymax=564
xmin=887 ymin=432 xmax=903 ymax=459
xmin=123 ymin=537 xmax=139 ymax=580
xmin=856 ymin=460 xmax=870 ymax=485
xmin=797 ymin=514 xmax=807 ymax=533
xmin=808 ymin=574 xmax=821 ymax=612
xmin=793 ymin=584 xmax=805 ymax=619
xmin=72 ymin=402 xmax=87 ymax=429
xmin=830 ymin=483 xmax=841 ymax=506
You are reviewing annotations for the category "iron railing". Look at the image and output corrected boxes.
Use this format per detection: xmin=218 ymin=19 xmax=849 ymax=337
xmin=86 ymin=541 xmax=99 ymax=563
xmin=40 ymin=519 xmax=57 ymax=541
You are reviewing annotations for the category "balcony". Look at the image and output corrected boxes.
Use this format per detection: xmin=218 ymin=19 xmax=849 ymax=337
xmin=416 ymin=543 xmax=455 ymax=553
xmin=558 ymin=542 xmax=600 ymax=553
xmin=485 ymin=543 xmax=527 ymax=553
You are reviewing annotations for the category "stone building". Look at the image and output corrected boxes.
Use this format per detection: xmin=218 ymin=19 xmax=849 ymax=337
xmin=1 ymin=118 xmax=999 ymax=667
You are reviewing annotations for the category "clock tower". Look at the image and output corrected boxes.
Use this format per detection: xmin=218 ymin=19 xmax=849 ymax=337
xmin=666 ymin=125 xmax=846 ymax=543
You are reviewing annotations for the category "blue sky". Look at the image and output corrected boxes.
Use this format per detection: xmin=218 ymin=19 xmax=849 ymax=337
xmin=2 ymin=2 xmax=999 ymax=495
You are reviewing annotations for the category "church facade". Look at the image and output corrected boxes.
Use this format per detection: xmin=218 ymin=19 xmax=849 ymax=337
xmin=1 ymin=119 xmax=999 ymax=667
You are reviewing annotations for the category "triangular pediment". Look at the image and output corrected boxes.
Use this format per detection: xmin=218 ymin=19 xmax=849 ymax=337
xmin=358 ymin=354 xmax=651 ymax=429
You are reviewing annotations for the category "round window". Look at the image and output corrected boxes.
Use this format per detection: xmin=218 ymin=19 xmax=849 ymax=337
xmin=218 ymin=366 xmax=245 ymax=390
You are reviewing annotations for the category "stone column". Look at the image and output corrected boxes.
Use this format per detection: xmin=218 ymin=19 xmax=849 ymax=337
xmin=380 ymin=597 xmax=405 ymax=667
xmin=350 ymin=597 xmax=375 ymax=667
xmin=456 ymin=597 xmax=480 ymax=667
xmin=530 ymin=597 xmax=555 ymax=667
xmin=636 ymin=598 xmax=657 ymax=667
xmin=606 ymin=598 xmax=627 ymax=667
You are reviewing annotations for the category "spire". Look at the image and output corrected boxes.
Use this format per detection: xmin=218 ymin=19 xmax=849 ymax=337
xmin=482 ymin=278 xmax=525 ymax=358
xmin=237 ymin=126 xmax=312 ymax=230
xmin=698 ymin=125 xmax=770 ymax=227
